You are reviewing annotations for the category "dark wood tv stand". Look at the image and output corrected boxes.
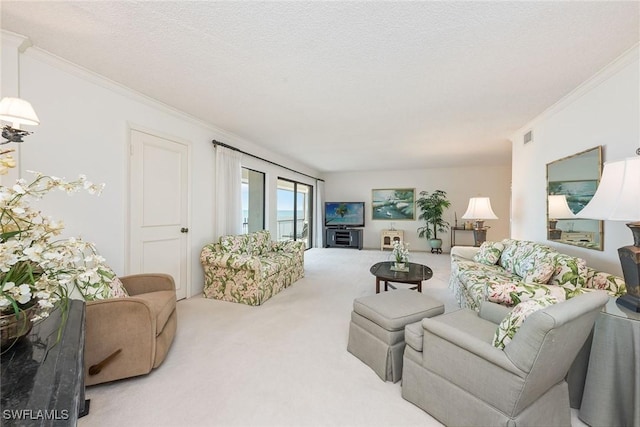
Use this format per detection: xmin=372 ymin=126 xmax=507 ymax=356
xmin=325 ymin=228 xmax=363 ymax=249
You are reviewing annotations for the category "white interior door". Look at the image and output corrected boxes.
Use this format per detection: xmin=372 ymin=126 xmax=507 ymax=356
xmin=129 ymin=129 xmax=189 ymax=300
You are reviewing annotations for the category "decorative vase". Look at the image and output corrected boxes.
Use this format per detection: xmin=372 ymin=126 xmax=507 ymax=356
xmin=394 ymin=262 xmax=406 ymax=270
xmin=0 ymin=304 xmax=38 ymax=350
xmin=429 ymin=238 xmax=443 ymax=249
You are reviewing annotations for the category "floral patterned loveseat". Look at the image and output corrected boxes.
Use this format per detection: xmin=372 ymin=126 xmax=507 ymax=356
xmin=450 ymin=239 xmax=626 ymax=311
xmin=200 ymin=230 xmax=305 ymax=306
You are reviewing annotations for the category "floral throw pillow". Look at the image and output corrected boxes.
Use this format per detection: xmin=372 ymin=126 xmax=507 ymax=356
xmin=511 ymin=244 xmax=557 ymax=284
xmin=492 ymin=296 xmax=558 ymax=350
xmin=76 ymin=266 xmax=129 ymax=301
xmin=520 ymin=255 xmax=557 ymax=284
xmin=108 ymin=277 xmax=129 ymax=299
xmin=548 ymin=253 xmax=586 ymax=286
xmin=585 ymin=268 xmax=627 ymax=296
xmin=473 ymin=241 xmax=505 ymax=265
xmin=220 ymin=234 xmax=251 ymax=254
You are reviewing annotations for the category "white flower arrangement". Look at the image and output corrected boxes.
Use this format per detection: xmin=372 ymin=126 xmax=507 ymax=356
xmin=392 ymin=241 xmax=410 ymax=264
xmin=0 ymin=160 xmax=110 ymax=322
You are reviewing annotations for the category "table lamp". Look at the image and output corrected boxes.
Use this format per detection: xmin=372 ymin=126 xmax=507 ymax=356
xmin=462 ymin=197 xmax=498 ymax=246
xmin=576 ymin=155 xmax=640 ymax=312
xmin=0 ymin=97 xmax=40 ymax=143
xmin=548 ymin=194 xmax=575 ymax=240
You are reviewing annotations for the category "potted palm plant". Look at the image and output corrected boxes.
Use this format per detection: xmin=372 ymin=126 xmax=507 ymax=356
xmin=416 ymin=190 xmax=451 ymax=253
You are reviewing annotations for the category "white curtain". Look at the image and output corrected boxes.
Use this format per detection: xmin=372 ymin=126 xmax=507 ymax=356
xmin=315 ymin=179 xmax=325 ymax=248
xmin=214 ymin=146 xmax=243 ymax=238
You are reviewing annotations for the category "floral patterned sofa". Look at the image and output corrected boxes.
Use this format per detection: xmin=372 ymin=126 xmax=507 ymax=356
xmin=450 ymin=239 xmax=626 ymax=311
xmin=200 ymin=230 xmax=305 ymax=306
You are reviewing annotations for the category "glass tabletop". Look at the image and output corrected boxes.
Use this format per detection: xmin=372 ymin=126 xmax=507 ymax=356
xmin=370 ymin=261 xmax=433 ymax=282
xmin=603 ymin=296 xmax=640 ymax=321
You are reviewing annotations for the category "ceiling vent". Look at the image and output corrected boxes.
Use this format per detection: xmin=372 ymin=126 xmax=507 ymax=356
xmin=524 ymin=130 xmax=533 ymax=144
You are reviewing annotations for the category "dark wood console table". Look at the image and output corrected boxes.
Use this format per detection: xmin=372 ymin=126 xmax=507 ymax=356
xmin=1 ymin=300 xmax=88 ymax=426
xmin=450 ymin=227 xmax=474 ymax=248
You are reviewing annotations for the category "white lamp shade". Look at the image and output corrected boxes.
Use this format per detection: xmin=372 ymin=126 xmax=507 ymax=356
xmin=548 ymin=195 xmax=575 ymax=219
xmin=0 ymin=97 xmax=40 ymax=127
xmin=576 ymin=157 xmax=640 ymax=221
xmin=461 ymin=197 xmax=498 ymax=220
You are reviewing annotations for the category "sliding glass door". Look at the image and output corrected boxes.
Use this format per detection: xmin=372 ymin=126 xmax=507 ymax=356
xmin=241 ymin=167 xmax=265 ymax=233
xmin=277 ymin=178 xmax=312 ymax=248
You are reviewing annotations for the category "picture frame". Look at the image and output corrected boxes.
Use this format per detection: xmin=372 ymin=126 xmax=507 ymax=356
xmin=371 ymin=188 xmax=415 ymax=220
xmin=548 ymin=180 xmax=598 ymax=214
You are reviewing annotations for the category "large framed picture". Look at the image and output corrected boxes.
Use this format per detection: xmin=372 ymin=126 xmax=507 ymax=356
xmin=548 ymin=180 xmax=598 ymax=214
xmin=371 ymin=188 xmax=415 ymax=220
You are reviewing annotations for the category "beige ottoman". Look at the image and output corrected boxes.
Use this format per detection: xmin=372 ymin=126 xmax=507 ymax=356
xmin=347 ymin=290 xmax=444 ymax=382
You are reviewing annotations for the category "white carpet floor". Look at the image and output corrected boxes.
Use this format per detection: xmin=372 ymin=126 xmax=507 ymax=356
xmin=79 ymin=248 xmax=585 ymax=427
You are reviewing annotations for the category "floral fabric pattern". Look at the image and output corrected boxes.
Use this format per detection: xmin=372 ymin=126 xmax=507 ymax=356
xmin=201 ymin=231 xmax=304 ymax=306
xmin=548 ymin=253 xmax=587 ymax=289
xmin=473 ymin=241 xmax=505 ymax=265
xmin=76 ymin=265 xmax=130 ymax=301
xmin=450 ymin=239 xmax=625 ymax=312
xmin=499 ymin=240 xmax=556 ymax=284
xmin=497 ymin=239 xmax=520 ymax=275
xmin=585 ymin=268 xmax=626 ymax=296
xmin=492 ymin=296 xmax=558 ymax=350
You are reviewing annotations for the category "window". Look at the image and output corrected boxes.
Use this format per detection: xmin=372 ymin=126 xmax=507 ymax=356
xmin=277 ymin=178 xmax=312 ymax=248
xmin=241 ymin=168 xmax=265 ymax=233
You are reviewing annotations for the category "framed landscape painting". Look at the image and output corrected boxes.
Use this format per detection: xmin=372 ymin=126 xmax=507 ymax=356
xmin=371 ymin=188 xmax=415 ymax=220
xmin=548 ymin=180 xmax=598 ymax=214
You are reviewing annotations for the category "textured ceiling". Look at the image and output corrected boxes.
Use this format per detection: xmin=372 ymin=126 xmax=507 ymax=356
xmin=1 ymin=1 xmax=639 ymax=173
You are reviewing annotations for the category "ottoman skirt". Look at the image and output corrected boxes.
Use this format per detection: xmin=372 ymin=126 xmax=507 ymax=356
xmin=347 ymin=290 xmax=444 ymax=382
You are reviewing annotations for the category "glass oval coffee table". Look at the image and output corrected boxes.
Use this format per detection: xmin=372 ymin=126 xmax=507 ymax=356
xmin=369 ymin=261 xmax=433 ymax=293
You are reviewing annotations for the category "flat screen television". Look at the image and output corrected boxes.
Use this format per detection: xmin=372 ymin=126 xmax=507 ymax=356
xmin=324 ymin=202 xmax=365 ymax=228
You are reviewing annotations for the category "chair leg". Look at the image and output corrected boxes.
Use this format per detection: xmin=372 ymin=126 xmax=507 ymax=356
xmin=88 ymin=349 xmax=122 ymax=376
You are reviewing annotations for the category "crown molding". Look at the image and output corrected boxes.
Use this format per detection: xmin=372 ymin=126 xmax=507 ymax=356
xmin=18 ymin=41 xmax=320 ymax=177
xmin=23 ymin=47 xmax=233 ymax=133
xmin=512 ymin=43 xmax=639 ymax=139
xmin=1 ymin=29 xmax=255 ymax=152
xmin=1 ymin=30 xmax=29 ymax=49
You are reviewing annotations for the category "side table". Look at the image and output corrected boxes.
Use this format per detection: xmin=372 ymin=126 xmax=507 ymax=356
xmin=450 ymin=227 xmax=474 ymax=248
xmin=579 ymin=297 xmax=640 ymax=427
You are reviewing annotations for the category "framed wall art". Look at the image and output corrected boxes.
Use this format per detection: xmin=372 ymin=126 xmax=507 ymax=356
xmin=371 ymin=188 xmax=415 ymax=220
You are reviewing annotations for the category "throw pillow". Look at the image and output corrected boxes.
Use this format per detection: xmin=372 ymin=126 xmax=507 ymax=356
xmin=249 ymin=230 xmax=271 ymax=255
xmin=497 ymin=239 xmax=520 ymax=274
xmin=108 ymin=276 xmax=129 ymax=299
xmin=76 ymin=266 xmax=129 ymax=301
xmin=492 ymin=296 xmax=558 ymax=350
xmin=585 ymin=268 xmax=627 ymax=296
xmin=548 ymin=253 xmax=587 ymax=288
xmin=521 ymin=256 xmax=557 ymax=284
xmin=220 ymin=234 xmax=251 ymax=254
xmin=512 ymin=244 xmax=557 ymax=284
xmin=473 ymin=241 xmax=505 ymax=265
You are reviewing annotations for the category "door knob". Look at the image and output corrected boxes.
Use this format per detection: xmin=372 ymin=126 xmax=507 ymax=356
xmin=181 ymin=227 xmax=189 ymax=233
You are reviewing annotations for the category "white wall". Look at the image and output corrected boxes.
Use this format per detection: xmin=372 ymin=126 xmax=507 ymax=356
xmin=510 ymin=45 xmax=639 ymax=276
xmin=323 ymin=165 xmax=512 ymax=253
xmin=1 ymin=31 xmax=320 ymax=297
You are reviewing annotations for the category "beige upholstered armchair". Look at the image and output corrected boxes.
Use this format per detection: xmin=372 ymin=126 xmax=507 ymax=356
xmin=402 ymin=291 xmax=609 ymax=426
xmin=84 ymin=273 xmax=177 ymax=386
